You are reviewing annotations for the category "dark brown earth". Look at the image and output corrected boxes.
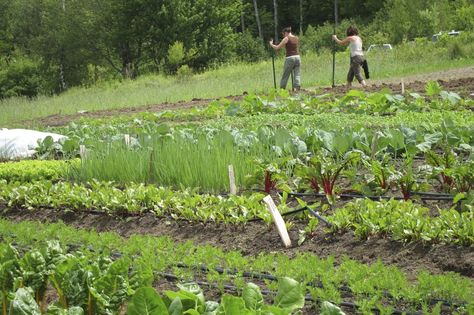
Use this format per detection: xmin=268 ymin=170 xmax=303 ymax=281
xmin=26 ymin=67 xmax=474 ymax=128
xmin=319 ymin=76 xmax=474 ymax=98
xmin=2 ymin=205 xmax=472 ymax=282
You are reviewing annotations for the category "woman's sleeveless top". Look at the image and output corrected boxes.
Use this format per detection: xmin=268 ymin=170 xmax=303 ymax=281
xmin=349 ymin=36 xmax=364 ymax=57
xmin=285 ymin=36 xmax=299 ymax=57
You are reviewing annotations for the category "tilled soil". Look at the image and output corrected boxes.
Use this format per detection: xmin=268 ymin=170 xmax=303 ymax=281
xmin=1 ymin=206 xmax=472 ymax=281
xmin=319 ymin=76 xmax=474 ymax=98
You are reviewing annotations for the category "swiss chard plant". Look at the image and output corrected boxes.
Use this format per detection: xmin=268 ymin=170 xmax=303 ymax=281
xmin=0 ymin=245 xmax=21 ymax=315
xmin=245 ymin=159 xmax=291 ymax=194
xmin=425 ymin=148 xmax=457 ymax=191
xmin=362 ymin=155 xmax=396 ymax=195
xmin=308 ymin=151 xmax=363 ymax=204
xmin=390 ymin=156 xmax=421 ymax=200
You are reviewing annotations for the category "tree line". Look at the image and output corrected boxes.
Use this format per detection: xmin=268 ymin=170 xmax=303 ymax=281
xmin=0 ymin=0 xmax=472 ymax=98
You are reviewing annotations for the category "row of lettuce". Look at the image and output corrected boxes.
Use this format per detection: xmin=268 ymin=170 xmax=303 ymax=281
xmin=0 ymin=179 xmax=472 ymax=246
xmin=0 ymin=221 xmax=473 ymax=314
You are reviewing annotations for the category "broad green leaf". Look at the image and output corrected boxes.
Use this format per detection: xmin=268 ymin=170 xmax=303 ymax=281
xmin=8 ymin=288 xmax=41 ymax=315
xmin=0 ymin=245 xmax=20 ymax=294
xmin=345 ymin=89 xmax=365 ymax=98
xmin=440 ymin=91 xmax=461 ymax=105
xmin=261 ymin=305 xmax=289 ymax=315
xmin=94 ymin=257 xmax=131 ymax=312
xmin=164 ymin=290 xmax=203 ymax=313
xmin=130 ymin=261 xmax=154 ymax=291
xmin=273 ymin=278 xmax=305 ymax=312
xmin=176 ymin=283 xmax=205 ymax=306
xmin=155 ymin=124 xmax=171 ymax=135
xmin=127 ymin=287 xmax=168 ymax=315
xmin=453 ymin=193 xmax=466 ymax=204
xmin=66 ymin=307 xmax=84 ymax=315
xmin=242 ymin=283 xmax=263 ymax=310
xmin=416 ymin=132 xmax=442 ymax=152
xmin=425 ymin=81 xmax=441 ymax=96
xmin=45 ymin=305 xmax=84 ymax=315
xmin=203 ymin=301 xmax=219 ymax=315
xmin=169 ymin=297 xmax=183 ymax=315
xmin=320 ymin=301 xmax=346 ymax=315
xmin=217 ymin=295 xmax=252 ymax=315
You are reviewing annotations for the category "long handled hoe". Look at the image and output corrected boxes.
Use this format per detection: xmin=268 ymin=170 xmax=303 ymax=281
xmin=271 ymin=45 xmax=277 ymax=89
xmin=332 ymin=0 xmax=338 ymax=88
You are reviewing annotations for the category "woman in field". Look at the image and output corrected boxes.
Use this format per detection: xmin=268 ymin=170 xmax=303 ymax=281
xmin=332 ymin=25 xmax=367 ymax=88
xmin=269 ymin=27 xmax=301 ymax=91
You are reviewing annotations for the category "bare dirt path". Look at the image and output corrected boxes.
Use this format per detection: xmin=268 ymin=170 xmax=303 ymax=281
xmin=27 ymin=66 xmax=474 ymax=128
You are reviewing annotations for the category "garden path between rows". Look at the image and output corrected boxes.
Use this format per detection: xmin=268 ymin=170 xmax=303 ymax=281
xmin=29 ymin=66 xmax=474 ymax=127
xmin=1 ymin=206 xmax=473 ymax=282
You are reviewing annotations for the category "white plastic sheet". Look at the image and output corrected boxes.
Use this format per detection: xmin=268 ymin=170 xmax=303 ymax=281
xmin=0 ymin=128 xmax=67 ymax=159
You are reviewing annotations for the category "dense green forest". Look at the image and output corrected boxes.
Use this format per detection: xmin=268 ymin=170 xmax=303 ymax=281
xmin=0 ymin=0 xmax=473 ymax=98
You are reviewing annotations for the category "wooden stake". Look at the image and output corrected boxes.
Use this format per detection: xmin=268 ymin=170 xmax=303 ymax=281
xmin=79 ymin=145 xmax=87 ymax=160
xmin=147 ymin=149 xmax=155 ymax=184
xmin=401 ymin=79 xmax=405 ymax=95
xmin=228 ymin=165 xmax=237 ymax=195
xmin=124 ymin=134 xmax=131 ymax=147
xmin=263 ymin=195 xmax=292 ymax=248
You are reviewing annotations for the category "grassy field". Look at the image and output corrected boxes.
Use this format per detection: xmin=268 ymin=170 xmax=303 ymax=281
xmin=1 ymin=43 xmax=473 ymax=127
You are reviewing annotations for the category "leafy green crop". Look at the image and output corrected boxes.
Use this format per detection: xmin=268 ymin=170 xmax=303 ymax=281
xmin=0 ymin=180 xmax=270 ymax=224
xmin=328 ymin=199 xmax=474 ymax=245
xmin=0 ymin=220 xmax=473 ymax=314
xmin=0 ymin=160 xmax=79 ymax=183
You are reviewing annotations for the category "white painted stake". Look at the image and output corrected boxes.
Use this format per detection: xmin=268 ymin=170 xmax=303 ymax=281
xmin=401 ymin=79 xmax=405 ymax=95
xmin=79 ymin=145 xmax=87 ymax=160
xmin=228 ymin=165 xmax=237 ymax=195
xmin=263 ymin=195 xmax=292 ymax=248
xmin=124 ymin=134 xmax=131 ymax=147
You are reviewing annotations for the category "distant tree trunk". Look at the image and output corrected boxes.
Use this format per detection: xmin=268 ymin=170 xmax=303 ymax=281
xmin=121 ymin=43 xmax=135 ymax=79
xmin=252 ymin=0 xmax=263 ymax=39
xmin=299 ymin=0 xmax=303 ymax=34
xmin=241 ymin=11 xmax=245 ymax=32
xmin=59 ymin=59 xmax=67 ymax=91
xmin=273 ymin=0 xmax=278 ymax=42
xmin=59 ymin=0 xmax=67 ymax=91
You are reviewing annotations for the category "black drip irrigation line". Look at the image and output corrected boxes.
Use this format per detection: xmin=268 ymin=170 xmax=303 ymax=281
xmin=248 ymin=205 xmax=308 ymax=222
xmin=410 ymin=191 xmax=455 ymax=197
xmin=287 ymin=191 xmax=461 ymax=201
xmin=2 ymin=236 xmax=464 ymax=312
xmin=0 ymin=202 xmax=326 ymax=226
xmin=247 ymin=205 xmax=332 ymax=227
xmin=173 ymin=262 xmax=461 ymax=311
xmin=157 ymin=271 xmax=420 ymax=315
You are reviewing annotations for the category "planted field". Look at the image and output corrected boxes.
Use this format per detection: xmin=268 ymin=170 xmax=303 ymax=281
xmin=1 ymin=77 xmax=473 ymax=314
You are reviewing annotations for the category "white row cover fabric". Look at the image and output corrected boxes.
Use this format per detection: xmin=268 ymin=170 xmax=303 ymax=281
xmin=0 ymin=128 xmax=67 ymax=159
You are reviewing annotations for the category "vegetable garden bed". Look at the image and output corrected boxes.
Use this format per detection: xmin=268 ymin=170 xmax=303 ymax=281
xmin=1 ymin=83 xmax=473 ymax=315
xmin=0 ymin=220 xmax=472 ymax=314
